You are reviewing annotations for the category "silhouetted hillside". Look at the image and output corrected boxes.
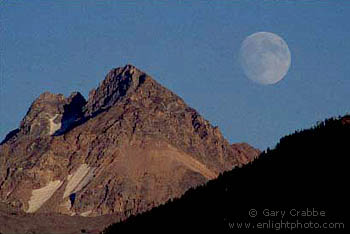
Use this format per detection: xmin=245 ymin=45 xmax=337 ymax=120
xmin=103 ymin=116 xmax=349 ymax=233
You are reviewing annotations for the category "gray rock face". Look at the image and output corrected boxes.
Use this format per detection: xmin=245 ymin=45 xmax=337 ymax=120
xmin=19 ymin=91 xmax=86 ymax=138
xmin=84 ymin=64 xmax=146 ymax=117
xmin=20 ymin=92 xmax=66 ymax=137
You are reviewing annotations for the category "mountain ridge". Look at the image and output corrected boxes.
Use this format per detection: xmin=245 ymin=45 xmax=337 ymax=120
xmin=0 ymin=64 xmax=259 ymax=232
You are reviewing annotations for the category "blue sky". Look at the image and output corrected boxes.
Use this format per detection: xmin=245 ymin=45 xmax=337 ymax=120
xmin=1 ymin=1 xmax=349 ymax=149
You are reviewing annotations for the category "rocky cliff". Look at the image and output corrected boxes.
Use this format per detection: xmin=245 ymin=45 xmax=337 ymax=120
xmin=0 ymin=65 xmax=259 ymax=221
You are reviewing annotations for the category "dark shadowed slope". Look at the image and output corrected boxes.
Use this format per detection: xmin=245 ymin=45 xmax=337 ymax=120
xmin=104 ymin=115 xmax=349 ymax=233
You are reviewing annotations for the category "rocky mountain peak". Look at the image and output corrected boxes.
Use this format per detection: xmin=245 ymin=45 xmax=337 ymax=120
xmin=0 ymin=64 xmax=260 ymax=224
xmin=84 ymin=64 xmax=148 ymax=117
xmin=19 ymin=91 xmax=86 ymax=138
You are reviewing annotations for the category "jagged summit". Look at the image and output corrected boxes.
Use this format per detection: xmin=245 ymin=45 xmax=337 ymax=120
xmin=2 ymin=91 xmax=86 ymax=143
xmin=0 ymin=65 xmax=259 ymax=225
xmin=3 ymin=64 xmax=146 ymax=141
xmin=84 ymin=64 xmax=149 ymax=116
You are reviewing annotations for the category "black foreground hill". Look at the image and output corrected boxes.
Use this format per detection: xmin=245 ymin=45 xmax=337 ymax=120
xmin=103 ymin=115 xmax=349 ymax=233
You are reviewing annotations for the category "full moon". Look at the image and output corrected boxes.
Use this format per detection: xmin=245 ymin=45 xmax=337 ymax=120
xmin=239 ymin=32 xmax=291 ymax=85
